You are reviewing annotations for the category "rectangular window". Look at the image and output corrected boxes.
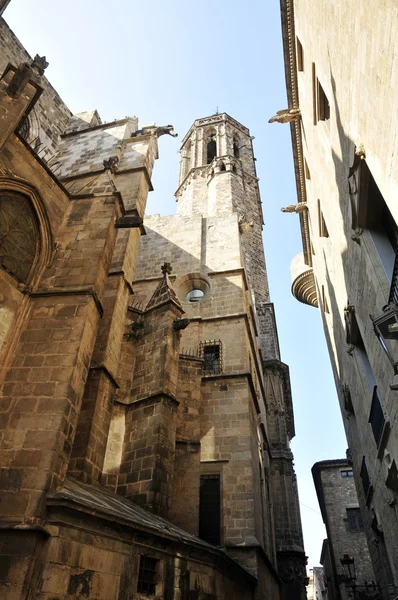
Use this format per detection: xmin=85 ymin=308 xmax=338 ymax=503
xmin=321 ymin=285 xmax=329 ymax=313
xmin=369 ymin=386 xmax=385 ymax=446
xmin=317 ymin=79 xmax=330 ymax=121
xmin=296 ymin=37 xmax=304 ymax=72
xmin=349 ymin=159 xmax=398 ymax=284
xmin=360 ymin=457 xmax=371 ymax=498
xmin=318 ymin=200 xmax=329 ymax=238
xmin=344 ymin=307 xmax=376 ymax=390
xmin=340 ymin=470 xmax=354 ymax=478
xmin=312 ymin=63 xmax=317 ymax=125
xmin=200 ymin=340 xmax=222 ymax=375
xmin=137 ymin=556 xmax=158 ymax=596
xmin=346 ymin=507 xmax=364 ymax=532
xmin=199 ymin=474 xmax=221 ymax=545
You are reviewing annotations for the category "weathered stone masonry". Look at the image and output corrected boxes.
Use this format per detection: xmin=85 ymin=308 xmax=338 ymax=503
xmin=0 ymin=10 xmax=307 ymax=600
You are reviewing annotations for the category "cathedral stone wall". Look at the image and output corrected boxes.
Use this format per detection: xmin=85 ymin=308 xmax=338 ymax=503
xmin=0 ymin=18 xmax=71 ymax=157
xmin=0 ymin=9 xmax=306 ymax=598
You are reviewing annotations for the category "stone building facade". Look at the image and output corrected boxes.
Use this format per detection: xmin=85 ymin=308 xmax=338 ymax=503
xmin=312 ymin=459 xmax=376 ymax=600
xmin=0 ymin=5 xmax=307 ymax=600
xmin=277 ymin=1 xmax=398 ymax=598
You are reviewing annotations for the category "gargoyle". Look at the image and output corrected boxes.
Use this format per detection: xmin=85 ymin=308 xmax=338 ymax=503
xmin=281 ymin=202 xmax=307 ymax=213
xmin=268 ymin=108 xmax=301 ymax=124
xmin=134 ymin=125 xmax=178 ymax=138
xmin=173 ymin=318 xmax=190 ymax=331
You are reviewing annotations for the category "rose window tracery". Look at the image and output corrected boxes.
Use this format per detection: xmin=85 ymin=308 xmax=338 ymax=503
xmin=0 ymin=191 xmax=39 ymax=283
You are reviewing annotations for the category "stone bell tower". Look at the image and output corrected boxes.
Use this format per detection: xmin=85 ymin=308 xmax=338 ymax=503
xmin=175 ymin=113 xmax=279 ymax=361
xmin=133 ymin=113 xmax=307 ymax=599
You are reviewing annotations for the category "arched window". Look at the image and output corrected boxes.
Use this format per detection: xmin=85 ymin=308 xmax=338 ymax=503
xmin=182 ymin=139 xmax=191 ymax=180
xmin=17 ymin=115 xmax=31 ymax=141
xmin=207 ymin=134 xmax=217 ymax=164
xmin=233 ymin=137 xmax=240 ymax=158
xmin=0 ymin=191 xmax=39 ymax=283
xmin=219 ymin=162 xmax=226 ymax=172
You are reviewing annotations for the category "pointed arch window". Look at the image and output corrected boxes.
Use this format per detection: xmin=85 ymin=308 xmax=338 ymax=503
xmin=0 ymin=191 xmax=39 ymax=283
xmin=206 ymin=134 xmax=217 ymax=164
xmin=233 ymin=137 xmax=240 ymax=158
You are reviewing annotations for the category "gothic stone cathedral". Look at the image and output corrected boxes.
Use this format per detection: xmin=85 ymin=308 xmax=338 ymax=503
xmin=0 ymin=4 xmax=307 ymax=599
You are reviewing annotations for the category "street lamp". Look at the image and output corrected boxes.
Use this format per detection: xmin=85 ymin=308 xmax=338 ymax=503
xmin=340 ymin=555 xmax=380 ymax=599
xmin=371 ymin=304 xmax=398 ymax=389
xmin=340 ymin=554 xmax=356 ymax=582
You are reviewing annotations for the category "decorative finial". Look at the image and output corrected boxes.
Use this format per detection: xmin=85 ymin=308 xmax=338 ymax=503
xmin=161 ymin=262 xmax=172 ymax=276
xmin=103 ymin=156 xmax=119 ymax=173
xmin=31 ymin=55 xmax=49 ymax=76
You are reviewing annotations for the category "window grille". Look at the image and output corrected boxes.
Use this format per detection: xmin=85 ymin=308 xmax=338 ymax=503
xmin=369 ymin=386 xmax=385 ymax=446
xmin=360 ymin=457 xmax=371 ymax=497
xmin=199 ymin=340 xmax=222 ymax=375
xmin=199 ymin=474 xmax=221 ymax=545
xmin=137 ymin=556 xmax=158 ymax=596
xmin=345 ymin=507 xmax=364 ymax=532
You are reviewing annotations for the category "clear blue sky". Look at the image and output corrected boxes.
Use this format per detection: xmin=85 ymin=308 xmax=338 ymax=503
xmin=4 ymin=0 xmax=347 ymax=570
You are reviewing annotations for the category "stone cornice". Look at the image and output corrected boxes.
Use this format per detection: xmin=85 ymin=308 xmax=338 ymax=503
xmin=280 ymin=0 xmax=312 ymax=267
xmin=180 ymin=113 xmax=250 ymax=147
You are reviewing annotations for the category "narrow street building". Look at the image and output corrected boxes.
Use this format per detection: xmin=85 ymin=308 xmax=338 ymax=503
xmin=313 ymin=459 xmax=376 ymax=600
xmin=278 ymin=1 xmax=398 ymax=597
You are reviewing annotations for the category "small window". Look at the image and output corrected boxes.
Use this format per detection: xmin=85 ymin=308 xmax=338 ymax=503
xmin=321 ymin=285 xmax=329 ymax=313
xmin=318 ymin=200 xmax=329 ymax=237
xmin=345 ymin=508 xmax=364 ymax=532
xmin=186 ymin=289 xmax=204 ymax=303
xmin=340 ymin=470 xmax=354 ymax=478
xmin=369 ymin=386 xmax=385 ymax=446
xmin=137 ymin=556 xmax=158 ymax=596
xmin=317 ymin=80 xmax=330 ymax=121
xmin=296 ymin=37 xmax=304 ymax=72
xmin=199 ymin=474 xmax=221 ymax=545
xmin=386 ymin=460 xmax=398 ymax=492
xmin=342 ymin=384 xmax=354 ymax=415
xmin=207 ymin=134 xmax=217 ymax=164
xmin=200 ymin=341 xmax=222 ymax=375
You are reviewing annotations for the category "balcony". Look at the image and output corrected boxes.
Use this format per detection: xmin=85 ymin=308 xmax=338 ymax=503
xmin=290 ymin=252 xmax=318 ymax=308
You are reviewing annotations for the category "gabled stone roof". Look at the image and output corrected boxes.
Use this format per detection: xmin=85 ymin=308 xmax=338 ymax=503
xmin=47 ymin=477 xmax=256 ymax=585
xmin=146 ymin=264 xmax=183 ymax=312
